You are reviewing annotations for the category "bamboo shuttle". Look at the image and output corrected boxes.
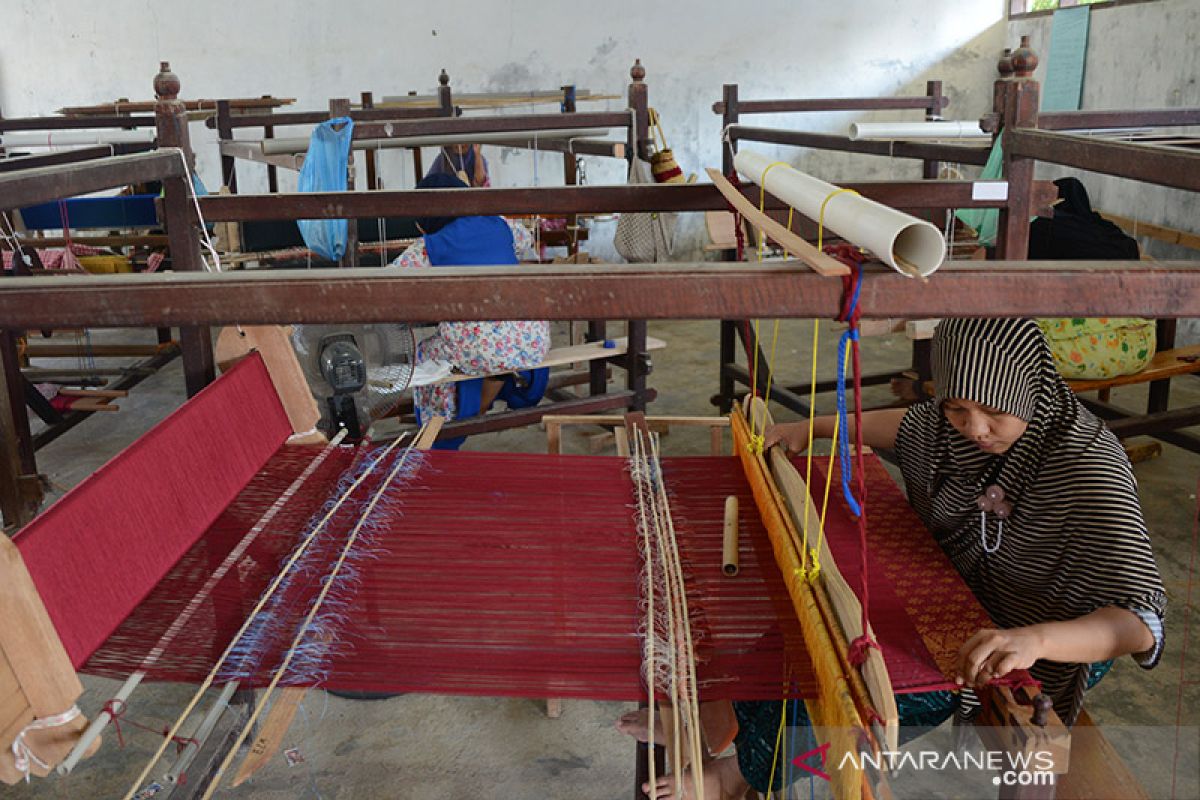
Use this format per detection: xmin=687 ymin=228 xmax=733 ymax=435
xmin=722 ymin=495 xmax=739 ymax=576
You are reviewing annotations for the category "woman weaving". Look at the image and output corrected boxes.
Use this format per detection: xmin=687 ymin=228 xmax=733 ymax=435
xmin=390 ymin=173 xmax=550 ymax=446
xmin=620 ymin=317 xmax=1166 ymax=799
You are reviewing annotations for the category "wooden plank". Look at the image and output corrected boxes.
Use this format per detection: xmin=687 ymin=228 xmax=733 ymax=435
xmin=197 ymin=180 xmax=1020 ymax=222
xmin=0 ymin=707 xmax=35 ymax=783
xmin=1068 ymin=344 xmax=1200 ymax=392
xmin=230 ymin=687 xmax=306 ymax=787
xmin=24 ymin=343 xmax=169 ymax=359
xmin=1006 ymin=128 xmax=1200 ymax=193
xmin=214 ymin=326 xmax=322 ymax=440
xmin=705 ymin=168 xmax=849 ymax=277
xmin=0 ymin=649 xmax=21 ymax=703
xmin=0 ymin=535 xmax=83 ymax=781
xmin=418 ymin=336 xmax=666 ymax=387
xmin=0 ymin=536 xmax=81 ymax=714
xmin=9 ymin=261 xmax=1200 ymax=327
xmin=0 ymin=683 xmax=30 ymax=743
xmin=0 ymin=150 xmax=185 ymax=211
xmin=541 ymin=414 xmax=729 ymax=428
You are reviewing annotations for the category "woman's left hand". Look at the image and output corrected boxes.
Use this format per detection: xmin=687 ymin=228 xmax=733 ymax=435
xmin=955 ymin=626 xmax=1045 ymax=688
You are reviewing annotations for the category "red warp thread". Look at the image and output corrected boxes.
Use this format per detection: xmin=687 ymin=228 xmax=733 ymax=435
xmin=825 ymin=245 xmax=880 ymax=678
xmin=989 ymin=670 xmax=1042 ymax=692
xmin=78 ymin=450 xmax=977 ymax=701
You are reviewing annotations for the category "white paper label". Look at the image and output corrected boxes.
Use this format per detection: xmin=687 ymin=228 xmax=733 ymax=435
xmin=972 ymin=181 xmax=1009 ymax=201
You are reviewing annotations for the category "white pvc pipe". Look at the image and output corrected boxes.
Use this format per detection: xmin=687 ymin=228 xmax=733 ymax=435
xmin=848 ymin=120 xmax=989 ymax=141
xmin=734 ymin=149 xmax=945 ymax=277
xmin=260 ymin=127 xmax=613 ymax=155
xmin=0 ymin=130 xmax=155 ymax=148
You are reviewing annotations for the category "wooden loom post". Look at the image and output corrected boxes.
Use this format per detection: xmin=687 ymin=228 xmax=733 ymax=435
xmin=561 ymin=85 xmax=579 ymax=258
xmin=216 ymin=99 xmax=238 ymax=192
xmin=625 ymin=60 xmax=651 ymax=414
xmin=330 ymin=98 xmax=359 ymax=269
xmin=0 ymin=330 xmax=40 ymax=528
xmin=995 ymin=43 xmax=1039 ymax=261
xmin=628 ymin=59 xmax=650 ymax=163
xmin=154 ymin=61 xmax=216 ymax=397
xmin=361 ymin=92 xmax=379 ymax=192
xmin=0 ymin=535 xmax=92 ymax=782
xmin=922 ymin=80 xmax=946 ymax=180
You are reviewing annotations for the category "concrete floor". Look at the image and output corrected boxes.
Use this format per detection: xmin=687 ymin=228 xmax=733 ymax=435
xmin=8 ymin=319 xmax=1199 ymax=799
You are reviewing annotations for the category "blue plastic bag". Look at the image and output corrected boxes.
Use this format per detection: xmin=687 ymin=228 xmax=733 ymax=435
xmin=297 ymin=117 xmax=354 ymax=261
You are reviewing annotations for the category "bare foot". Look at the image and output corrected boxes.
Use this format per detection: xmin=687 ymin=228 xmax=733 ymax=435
xmin=615 ymin=708 xmax=665 ymax=743
xmin=642 ymin=755 xmax=749 ymax=800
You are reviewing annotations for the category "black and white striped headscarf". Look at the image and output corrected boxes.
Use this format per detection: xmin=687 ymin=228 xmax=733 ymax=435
xmin=895 ymin=318 xmax=1166 ymax=725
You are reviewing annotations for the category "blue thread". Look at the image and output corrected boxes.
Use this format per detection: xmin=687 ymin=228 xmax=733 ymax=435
xmin=835 ymin=267 xmax=864 ymax=517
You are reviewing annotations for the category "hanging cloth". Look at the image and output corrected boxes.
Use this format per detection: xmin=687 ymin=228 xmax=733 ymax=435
xmin=297 ymin=117 xmax=354 ymax=261
xmin=954 ymin=134 xmax=1004 ymax=247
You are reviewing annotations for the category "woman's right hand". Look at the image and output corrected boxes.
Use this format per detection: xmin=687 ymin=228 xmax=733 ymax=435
xmin=763 ymin=422 xmax=811 ymax=454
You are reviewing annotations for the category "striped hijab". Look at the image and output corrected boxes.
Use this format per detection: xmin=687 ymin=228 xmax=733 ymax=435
xmin=895 ymin=318 xmax=1166 ymax=724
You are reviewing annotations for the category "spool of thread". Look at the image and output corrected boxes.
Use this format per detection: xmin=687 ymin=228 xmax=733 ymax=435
xmin=722 ymin=495 xmax=739 ymax=576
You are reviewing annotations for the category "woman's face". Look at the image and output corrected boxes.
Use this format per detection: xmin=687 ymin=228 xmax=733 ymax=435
xmin=941 ymin=397 xmax=1029 ymax=454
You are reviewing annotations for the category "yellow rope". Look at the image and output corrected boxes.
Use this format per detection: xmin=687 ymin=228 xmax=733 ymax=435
xmin=813 ymin=346 xmax=852 ymax=580
xmin=746 ymin=162 xmax=796 ymax=454
xmin=764 ymin=697 xmax=788 ymax=799
xmin=817 ymin=188 xmax=861 ymax=250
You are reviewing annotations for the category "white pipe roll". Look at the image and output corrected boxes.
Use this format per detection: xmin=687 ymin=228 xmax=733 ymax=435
xmin=0 ymin=130 xmax=155 ymax=148
xmin=734 ymin=149 xmax=945 ymax=277
xmin=848 ymin=120 xmax=988 ymax=141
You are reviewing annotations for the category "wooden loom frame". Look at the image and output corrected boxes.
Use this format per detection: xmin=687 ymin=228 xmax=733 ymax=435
xmin=1 ymin=55 xmax=1198 ymax=800
xmin=0 ymin=362 xmax=1069 ymax=799
xmin=712 ymin=77 xmax=971 ymax=417
xmin=197 ymin=60 xmax=656 ymax=447
xmin=713 ymin=45 xmax=1200 ymax=462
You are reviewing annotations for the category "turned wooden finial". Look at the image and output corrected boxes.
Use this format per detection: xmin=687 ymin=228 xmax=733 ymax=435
xmin=998 ymin=48 xmax=1014 ymax=78
xmin=154 ymin=61 xmax=180 ymax=101
xmin=1031 ymin=693 xmax=1053 ymax=727
xmin=630 ymin=58 xmax=645 ymax=82
xmin=438 ymin=69 xmax=450 ymax=87
xmin=1011 ymin=35 xmax=1039 ymax=79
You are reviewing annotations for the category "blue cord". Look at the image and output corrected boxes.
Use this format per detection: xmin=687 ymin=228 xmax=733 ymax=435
xmin=834 ymin=266 xmax=864 ymax=517
xmin=836 ymin=328 xmax=862 ymax=517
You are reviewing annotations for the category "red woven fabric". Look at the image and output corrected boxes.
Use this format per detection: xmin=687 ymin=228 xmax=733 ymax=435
xmin=806 ymin=455 xmax=993 ymax=688
xmin=15 ymin=354 xmax=292 ymax=667
xmin=77 ymin=448 xmax=973 ymax=701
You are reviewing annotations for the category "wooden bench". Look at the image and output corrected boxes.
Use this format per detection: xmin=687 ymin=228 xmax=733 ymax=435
xmin=1067 ymin=343 xmax=1200 ymax=397
xmin=414 ymin=335 xmax=667 ymax=387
